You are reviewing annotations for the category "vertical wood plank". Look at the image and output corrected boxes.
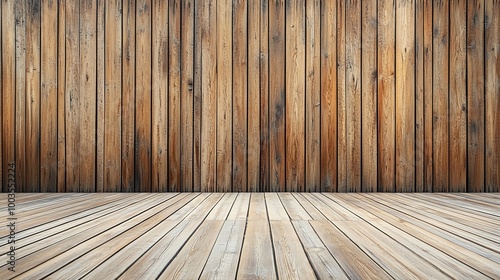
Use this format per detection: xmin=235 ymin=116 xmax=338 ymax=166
xmin=432 ymin=0 xmax=449 ymax=192
xmin=79 ymin=0 xmax=97 ymax=192
xmin=395 ymin=0 xmax=415 ymax=192
xmin=233 ymin=0 xmax=248 ymax=192
xmin=200 ymin=0 xmax=217 ymax=191
xmin=285 ymin=0 xmax=305 ymax=192
xmin=122 ymin=0 xmax=136 ymax=192
xmin=260 ymin=1 xmax=270 ymax=192
xmin=269 ymin=0 xmax=286 ymax=192
xmin=415 ymin=0 xmax=424 ymax=192
xmin=467 ymin=0 xmax=485 ymax=192
xmin=345 ymin=0 xmax=361 ymax=192
xmin=15 ymin=0 xmax=26 ymax=191
xmin=169 ymin=0 xmax=181 ymax=192
xmin=2 ymin=0 xmax=15 ymax=193
xmin=305 ymin=0 xmax=320 ymax=192
xmin=181 ymin=0 xmax=194 ymax=192
xmin=136 ymin=0 xmax=152 ymax=192
xmin=193 ymin=0 xmax=202 ymax=191
xmin=248 ymin=0 xmax=260 ymax=192
xmin=337 ymin=0 xmax=347 ymax=192
xmin=449 ymin=0 xmax=467 ymax=192
xmin=65 ymin=0 xmax=79 ymax=192
xmin=96 ymin=0 xmax=104 ymax=192
xmin=104 ymin=0 xmax=123 ymax=192
xmin=57 ymin=0 xmax=66 ymax=192
xmin=378 ymin=0 xmax=395 ymax=192
xmin=361 ymin=0 xmax=377 ymax=192
xmin=485 ymin=0 xmax=499 ymax=192
xmin=423 ymin=0 xmax=433 ymax=192
xmin=28 ymin=0 xmax=41 ymax=192
xmin=320 ymin=0 xmax=337 ymax=192
xmin=152 ymin=0 xmax=169 ymax=192
xmin=217 ymin=0 xmax=232 ymax=192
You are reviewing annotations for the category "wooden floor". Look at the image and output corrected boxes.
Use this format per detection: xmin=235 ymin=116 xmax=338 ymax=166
xmin=1 ymin=193 xmax=499 ymax=279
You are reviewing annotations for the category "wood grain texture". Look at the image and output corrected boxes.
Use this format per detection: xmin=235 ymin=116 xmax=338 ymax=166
xmin=485 ymin=0 xmax=499 ymax=192
xmin=181 ymin=0 xmax=194 ymax=192
xmin=361 ymin=0 xmax=377 ymax=192
xmin=248 ymin=0 xmax=260 ymax=192
xmin=345 ymin=0 xmax=361 ymax=192
xmin=269 ymin=0 xmax=286 ymax=192
xmin=467 ymin=0 xmax=485 ymax=192
xmin=104 ymin=0 xmax=122 ymax=192
xmin=121 ymin=0 xmax=136 ymax=192
xmin=285 ymin=0 xmax=306 ymax=192
xmin=433 ymin=0 xmax=449 ymax=192
xmin=449 ymin=0 xmax=467 ymax=192
xmin=377 ymin=0 xmax=395 ymax=192
xmin=305 ymin=0 xmax=320 ymax=192
xmin=0 ymin=0 xmax=498 ymax=193
xmin=320 ymin=0 xmax=337 ymax=192
xmin=169 ymin=0 xmax=180 ymax=192
xmin=395 ymin=0 xmax=415 ymax=192
xmin=233 ymin=0 xmax=248 ymax=192
xmin=79 ymin=0 xmax=97 ymax=192
xmin=200 ymin=0 xmax=217 ymax=191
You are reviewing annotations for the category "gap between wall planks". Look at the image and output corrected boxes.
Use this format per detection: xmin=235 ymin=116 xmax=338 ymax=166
xmin=0 ymin=0 xmax=499 ymax=193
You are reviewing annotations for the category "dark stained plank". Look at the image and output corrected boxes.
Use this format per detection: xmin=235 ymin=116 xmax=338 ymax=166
xmin=449 ymin=0 xmax=467 ymax=192
xmin=415 ymin=0 xmax=424 ymax=192
xmin=378 ymin=0 xmax=395 ymax=192
xmin=361 ymin=0 xmax=377 ymax=192
xmin=467 ymin=0 xmax=485 ymax=192
xmin=269 ymin=0 xmax=286 ymax=192
xmin=320 ymin=0 xmax=337 ymax=192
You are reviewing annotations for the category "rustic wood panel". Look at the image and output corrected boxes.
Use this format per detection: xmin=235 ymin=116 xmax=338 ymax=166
xmin=0 ymin=0 xmax=498 ymax=192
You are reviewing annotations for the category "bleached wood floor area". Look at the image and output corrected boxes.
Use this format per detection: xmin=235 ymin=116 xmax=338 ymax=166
xmin=0 ymin=193 xmax=499 ymax=279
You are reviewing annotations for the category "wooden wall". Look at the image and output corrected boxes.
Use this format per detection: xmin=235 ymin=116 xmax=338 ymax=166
xmin=1 ymin=0 xmax=499 ymax=192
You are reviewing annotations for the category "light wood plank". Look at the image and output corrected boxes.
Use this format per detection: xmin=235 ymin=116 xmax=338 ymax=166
xmin=200 ymin=220 xmax=246 ymax=279
xmin=247 ymin=193 xmax=268 ymax=221
xmin=15 ymin=0 xmax=26 ymax=191
xmin=265 ymin=193 xmax=289 ymax=220
xmin=270 ymin=220 xmax=316 ymax=279
xmin=278 ymin=193 xmax=312 ymax=220
xmin=237 ymin=221 xmax=276 ymax=279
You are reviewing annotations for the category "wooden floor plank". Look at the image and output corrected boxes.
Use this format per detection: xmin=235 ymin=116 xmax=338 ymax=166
xmin=157 ymin=220 xmax=224 ymax=279
xmin=292 ymin=221 xmax=348 ymax=279
xmin=0 ymin=193 xmax=497 ymax=279
xmin=237 ymin=221 xmax=276 ymax=279
xmin=200 ymin=220 xmax=246 ymax=279
xmin=270 ymin=220 xmax=316 ymax=279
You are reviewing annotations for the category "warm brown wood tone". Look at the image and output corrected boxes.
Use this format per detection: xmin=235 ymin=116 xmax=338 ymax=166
xmin=1 ymin=193 xmax=499 ymax=278
xmin=1 ymin=0 xmax=499 ymax=192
